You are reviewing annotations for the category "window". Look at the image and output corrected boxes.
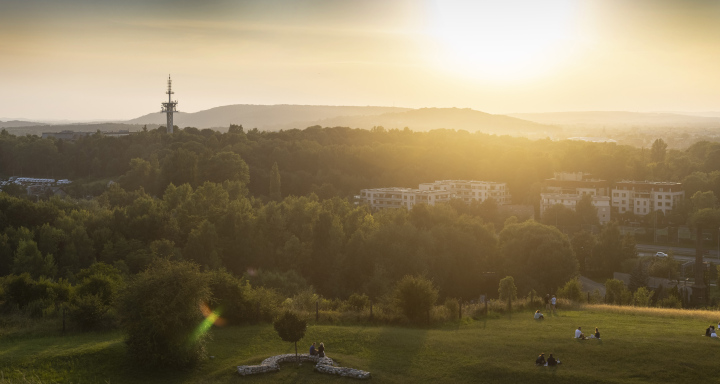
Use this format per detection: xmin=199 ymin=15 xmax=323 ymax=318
xmin=665 ymin=202 xmax=671 ymax=207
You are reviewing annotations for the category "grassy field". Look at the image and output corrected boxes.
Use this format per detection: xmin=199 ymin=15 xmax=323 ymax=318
xmin=2 ymin=306 xmax=720 ymax=383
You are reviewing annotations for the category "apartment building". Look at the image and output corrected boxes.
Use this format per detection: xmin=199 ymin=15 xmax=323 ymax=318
xmin=611 ymin=181 xmax=684 ymax=215
xmin=540 ymin=172 xmax=611 ymax=224
xmin=540 ymin=193 xmax=611 ymax=224
xmin=358 ymin=180 xmax=510 ymax=210
xmin=418 ymin=180 xmax=511 ymax=205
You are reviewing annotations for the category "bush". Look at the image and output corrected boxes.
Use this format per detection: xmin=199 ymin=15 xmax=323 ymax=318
xmin=118 ymin=259 xmax=211 ymax=368
xmin=498 ymin=276 xmax=517 ymax=302
xmin=348 ymin=293 xmax=369 ymax=311
xmin=557 ymin=278 xmax=584 ymax=303
xmin=633 ymin=287 xmax=654 ymax=307
xmin=605 ymin=279 xmax=628 ymax=305
xmin=206 ymin=269 xmax=252 ymax=324
xmin=249 ymin=287 xmax=284 ymax=322
xmin=444 ymin=297 xmax=459 ymax=319
xmin=393 ymin=275 xmax=439 ymax=322
xmin=70 ymin=294 xmax=110 ymax=331
xmin=658 ymin=294 xmax=682 ymax=309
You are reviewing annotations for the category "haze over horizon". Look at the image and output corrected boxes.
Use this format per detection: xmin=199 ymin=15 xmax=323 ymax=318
xmin=2 ymin=0 xmax=719 ymax=121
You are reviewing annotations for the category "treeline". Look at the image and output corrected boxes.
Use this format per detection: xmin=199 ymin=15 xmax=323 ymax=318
xmin=3 ymin=127 xmax=720 ymax=206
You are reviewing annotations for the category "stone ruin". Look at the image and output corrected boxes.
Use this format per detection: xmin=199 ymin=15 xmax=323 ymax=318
xmin=237 ymin=353 xmax=371 ymax=379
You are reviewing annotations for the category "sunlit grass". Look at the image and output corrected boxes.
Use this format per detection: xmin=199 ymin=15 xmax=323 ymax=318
xmin=3 ymin=306 xmax=720 ymax=383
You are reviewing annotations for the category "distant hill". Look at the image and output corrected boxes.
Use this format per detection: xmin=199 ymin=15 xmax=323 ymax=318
xmin=124 ymin=104 xmax=554 ymax=135
xmin=509 ymin=111 xmax=720 ymax=129
xmin=125 ymin=105 xmax=413 ymax=130
xmin=299 ymin=107 xmax=555 ymax=134
xmin=0 ymin=120 xmax=46 ymax=129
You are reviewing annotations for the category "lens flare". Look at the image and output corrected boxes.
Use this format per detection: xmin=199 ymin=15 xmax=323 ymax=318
xmin=190 ymin=302 xmax=225 ymax=343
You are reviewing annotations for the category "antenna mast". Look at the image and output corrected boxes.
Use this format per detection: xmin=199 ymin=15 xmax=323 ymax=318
xmin=161 ymin=75 xmax=178 ymax=133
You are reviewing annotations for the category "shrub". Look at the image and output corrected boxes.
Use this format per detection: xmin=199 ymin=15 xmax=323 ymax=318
xmin=444 ymin=297 xmax=459 ymax=319
xmin=633 ymin=287 xmax=654 ymax=307
xmin=557 ymin=278 xmax=584 ymax=303
xmin=393 ymin=275 xmax=439 ymax=322
xmin=605 ymin=279 xmax=628 ymax=305
xmin=249 ymin=287 xmax=284 ymax=322
xmin=498 ymin=276 xmax=517 ymax=302
xmin=348 ymin=293 xmax=369 ymax=311
xmin=206 ymin=269 xmax=252 ymax=324
xmin=658 ymin=294 xmax=682 ymax=309
xmin=118 ymin=259 xmax=211 ymax=368
xmin=70 ymin=294 xmax=110 ymax=331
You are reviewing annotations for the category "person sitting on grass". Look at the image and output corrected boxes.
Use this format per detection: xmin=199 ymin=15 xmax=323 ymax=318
xmin=318 ymin=342 xmax=325 ymax=358
xmin=547 ymin=354 xmax=560 ymax=366
xmin=535 ymin=353 xmax=546 ymax=366
xmin=534 ymin=310 xmax=544 ymax=320
xmin=575 ymin=326 xmax=587 ymax=340
xmin=706 ymin=326 xmax=713 ymax=337
xmin=593 ymin=327 xmax=601 ymax=339
xmin=711 ymin=326 xmax=718 ymax=338
xmin=309 ymin=342 xmax=317 ymax=356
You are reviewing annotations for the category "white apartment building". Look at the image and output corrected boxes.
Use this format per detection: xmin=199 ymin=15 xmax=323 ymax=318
xmin=611 ymin=181 xmax=684 ymax=215
xmin=540 ymin=172 xmax=611 ymax=224
xmin=540 ymin=193 xmax=611 ymax=224
xmin=418 ymin=180 xmax=511 ymax=205
xmin=358 ymin=180 xmax=510 ymax=210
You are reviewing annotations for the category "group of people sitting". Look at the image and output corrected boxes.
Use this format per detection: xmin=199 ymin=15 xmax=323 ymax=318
xmin=535 ymin=353 xmax=560 ymax=366
xmin=574 ymin=326 xmax=600 ymax=340
xmin=309 ymin=342 xmax=326 ymax=357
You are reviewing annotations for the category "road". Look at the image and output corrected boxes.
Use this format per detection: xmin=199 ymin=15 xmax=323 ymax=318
xmin=637 ymin=243 xmax=720 ymax=263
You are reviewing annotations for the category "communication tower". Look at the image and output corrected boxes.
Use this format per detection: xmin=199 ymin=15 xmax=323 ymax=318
xmin=161 ymin=75 xmax=178 ymax=134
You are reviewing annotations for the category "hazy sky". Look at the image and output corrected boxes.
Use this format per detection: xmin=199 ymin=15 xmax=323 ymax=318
xmin=1 ymin=0 xmax=719 ymax=120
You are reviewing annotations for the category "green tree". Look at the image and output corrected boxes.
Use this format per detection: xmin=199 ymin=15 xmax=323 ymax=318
xmin=592 ymin=222 xmax=625 ymax=274
xmin=557 ymin=277 xmax=583 ymax=302
xmin=393 ymin=275 xmax=439 ymax=322
xmin=12 ymin=240 xmax=57 ymax=279
xmin=498 ymin=276 xmax=517 ymax=301
xmin=269 ymin=162 xmax=281 ymax=201
xmin=498 ymin=221 xmax=578 ymax=293
xmin=118 ymin=259 xmax=211 ymax=368
xmin=650 ymin=138 xmax=667 ymax=163
xmin=184 ymin=220 xmax=222 ymax=270
xmin=571 ymin=230 xmax=596 ymax=273
xmin=203 ymin=151 xmax=250 ymax=185
xmin=273 ymin=311 xmax=307 ymax=363
xmin=576 ymin=194 xmax=599 ymax=226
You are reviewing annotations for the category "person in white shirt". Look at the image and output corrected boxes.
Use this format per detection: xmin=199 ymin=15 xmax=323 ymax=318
xmin=534 ymin=310 xmax=544 ymax=320
xmin=551 ymin=295 xmax=557 ymax=312
xmin=575 ymin=326 xmax=586 ymax=340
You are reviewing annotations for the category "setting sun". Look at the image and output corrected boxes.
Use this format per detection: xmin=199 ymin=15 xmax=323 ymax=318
xmin=427 ymin=0 xmax=581 ymax=81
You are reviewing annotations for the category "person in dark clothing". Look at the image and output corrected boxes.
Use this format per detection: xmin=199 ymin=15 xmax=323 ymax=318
xmin=309 ymin=342 xmax=317 ymax=356
xmin=318 ymin=342 xmax=325 ymax=357
xmin=535 ymin=353 xmax=546 ymax=366
xmin=544 ymin=294 xmax=550 ymax=310
xmin=594 ymin=327 xmax=601 ymax=339
xmin=707 ymin=326 xmax=713 ymax=337
xmin=547 ymin=354 xmax=558 ymax=366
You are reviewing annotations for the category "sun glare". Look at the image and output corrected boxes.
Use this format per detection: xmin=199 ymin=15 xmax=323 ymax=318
xmin=427 ymin=0 xmax=580 ymax=81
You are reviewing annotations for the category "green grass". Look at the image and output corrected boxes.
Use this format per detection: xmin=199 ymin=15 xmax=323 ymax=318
xmin=3 ymin=307 xmax=720 ymax=383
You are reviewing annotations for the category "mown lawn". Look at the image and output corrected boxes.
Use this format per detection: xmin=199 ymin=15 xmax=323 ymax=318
xmin=2 ymin=307 xmax=719 ymax=383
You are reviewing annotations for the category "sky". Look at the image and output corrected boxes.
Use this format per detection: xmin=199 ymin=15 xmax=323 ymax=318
xmin=1 ymin=0 xmax=719 ymax=121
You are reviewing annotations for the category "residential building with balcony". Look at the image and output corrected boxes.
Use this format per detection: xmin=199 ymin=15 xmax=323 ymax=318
xmin=540 ymin=172 xmax=612 ymax=224
xmin=611 ymin=181 xmax=683 ymax=215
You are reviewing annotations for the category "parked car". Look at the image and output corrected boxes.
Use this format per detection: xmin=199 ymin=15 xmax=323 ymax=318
xmin=655 ymin=252 xmax=668 ymax=258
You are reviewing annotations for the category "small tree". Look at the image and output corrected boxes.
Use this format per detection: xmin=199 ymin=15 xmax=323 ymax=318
xmin=498 ymin=276 xmax=517 ymax=302
xmin=605 ymin=279 xmax=628 ymax=305
xmin=393 ymin=275 xmax=439 ymax=322
xmin=633 ymin=287 xmax=654 ymax=307
xmin=273 ymin=311 xmax=307 ymax=363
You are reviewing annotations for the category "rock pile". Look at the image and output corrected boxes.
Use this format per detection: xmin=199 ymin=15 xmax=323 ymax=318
xmin=237 ymin=353 xmax=371 ymax=379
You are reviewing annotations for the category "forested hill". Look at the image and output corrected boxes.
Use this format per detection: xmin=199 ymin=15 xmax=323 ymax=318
xmin=125 ymin=105 xmax=412 ymax=130
xmin=124 ymin=105 xmax=552 ymax=134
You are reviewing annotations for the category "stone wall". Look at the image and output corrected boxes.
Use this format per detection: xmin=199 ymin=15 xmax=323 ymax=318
xmin=238 ymin=353 xmax=371 ymax=379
